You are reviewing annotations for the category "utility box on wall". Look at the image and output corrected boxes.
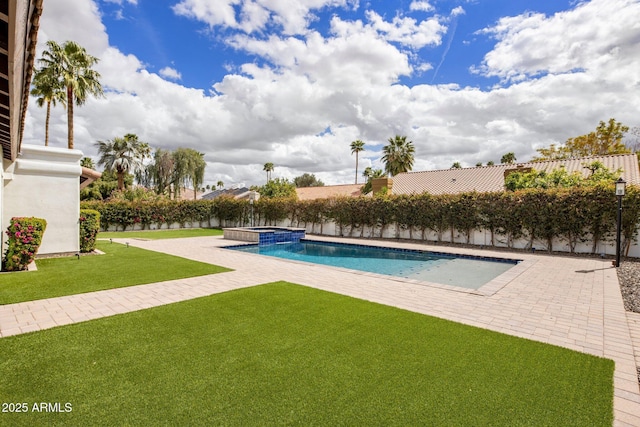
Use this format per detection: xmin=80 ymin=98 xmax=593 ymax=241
xmin=2 ymin=144 xmax=83 ymax=255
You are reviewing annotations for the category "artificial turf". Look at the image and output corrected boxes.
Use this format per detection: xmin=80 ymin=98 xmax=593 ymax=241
xmin=0 ymin=241 xmax=230 ymax=305
xmin=0 ymin=282 xmax=614 ymax=426
xmin=98 ymin=227 xmax=223 ymax=240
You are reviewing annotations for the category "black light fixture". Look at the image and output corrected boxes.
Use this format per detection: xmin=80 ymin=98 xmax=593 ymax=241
xmin=615 ymin=177 xmax=626 ymax=267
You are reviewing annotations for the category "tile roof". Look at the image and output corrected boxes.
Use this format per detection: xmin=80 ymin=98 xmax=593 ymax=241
xmin=392 ymin=154 xmax=640 ymax=195
xmin=79 ymin=167 xmax=102 ymax=190
xmin=201 ymin=187 xmax=251 ymax=200
xmin=296 ymin=184 xmax=362 ymax=200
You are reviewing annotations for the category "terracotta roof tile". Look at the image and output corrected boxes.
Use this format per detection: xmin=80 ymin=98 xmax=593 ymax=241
xmin=392 ymin=154 xmax=640 ymax=195
xmin=296 ymin=184 xmax=362 ymax=200
xmin=201 ymin=187 xmax=251 ymax=200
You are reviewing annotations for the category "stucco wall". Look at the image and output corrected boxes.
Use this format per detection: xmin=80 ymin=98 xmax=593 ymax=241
xmin=3 ymin=144 xmax=82 ymax=255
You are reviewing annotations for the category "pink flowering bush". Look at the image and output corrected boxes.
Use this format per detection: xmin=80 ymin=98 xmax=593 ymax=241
xmin=2 ymin=217 xmax=47 ymax=271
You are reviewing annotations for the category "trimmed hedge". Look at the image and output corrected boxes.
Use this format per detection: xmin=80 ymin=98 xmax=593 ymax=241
xmin=81 ymin=184 xmax=640 ymax=254
xmin=2 ymin=217 xmax=47 ymax=271
xmin=79 ymin=210 xmax=101 ymax=253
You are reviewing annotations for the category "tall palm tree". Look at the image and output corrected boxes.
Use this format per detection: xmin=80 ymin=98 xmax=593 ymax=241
xmin=95 ymin=133 xmax=150 ymax=190
xmin=263 ymin=162 xmax=274 ymax=182
xmin=30 ymin=66 xmax=65 ymax=146
xmin=38 ymin=40 xmax=104 ymax=149
xmin=350 ymin=139 xmax=365 ymax=184
xmin=381 ymin=135 xmax=415 ymax=177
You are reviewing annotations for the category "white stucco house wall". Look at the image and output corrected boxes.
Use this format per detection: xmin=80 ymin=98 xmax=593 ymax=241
xmin=2 ymin=145 xmax=83 ymax=254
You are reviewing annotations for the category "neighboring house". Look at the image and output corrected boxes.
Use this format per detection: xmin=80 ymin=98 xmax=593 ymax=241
xmin=175 ymin=187 xmax=206 ymax=201
xmin=292 ymin=154 xmax=640 ymax=200
xmin=296 ymin=184 xmax=362 ymax=201
xmin=391 ymin=154 xmax=640 ymax=195
xmin=202 ymin=187 xmax=252 ymax=200
xmin=1 ymin=1 xmax=86 ymax=259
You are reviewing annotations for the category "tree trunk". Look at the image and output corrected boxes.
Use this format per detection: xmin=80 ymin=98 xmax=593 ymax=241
xmin=45 ymin=101 xmax=51 ymax=146
xmin=117 ymin=169 xmax=124 ymax=190
xmin=67 ymin=86 xmax=74 ymax=149
xmin=355 ymin=154 xmax=359 ymax=184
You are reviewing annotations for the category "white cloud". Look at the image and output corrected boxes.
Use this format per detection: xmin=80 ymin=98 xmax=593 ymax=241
xmin=159 ymin=67 xmax=182 ymax=81
xmin=103 ymin=0 xmax=137 ymax=4
xmin=172 ymin=0 xmax=353 ymax=35
xmin=410 ymin=1 xmax=434 ymax=12
xmin=473 ymin=0 xmax=640 ymax=83
xmin=451 ymin=6 xmax=465 ymax=17
xmin=172 ymin=0 xmax=240 ymax=30
xmin=23 ymin=0 xmax=640 ymax=188
xmin=364 ymin=10 xmax=446 ymax=49
xmin=226 ymin=27 xmax=412 ymax=87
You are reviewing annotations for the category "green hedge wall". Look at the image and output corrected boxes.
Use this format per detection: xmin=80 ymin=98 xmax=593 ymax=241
xmin=81 ymin=184 xmax=640 ymax=254
xmin=79 ymin=209 xmax=101 ymax=253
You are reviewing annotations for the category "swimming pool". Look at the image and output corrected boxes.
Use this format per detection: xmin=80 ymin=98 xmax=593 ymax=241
xmin=224 ymin=240 xmax=520 ymax=290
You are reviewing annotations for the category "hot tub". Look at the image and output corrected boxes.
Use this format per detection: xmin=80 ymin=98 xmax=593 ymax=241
xmin=223 ymin=226 xmax=306 ymax=245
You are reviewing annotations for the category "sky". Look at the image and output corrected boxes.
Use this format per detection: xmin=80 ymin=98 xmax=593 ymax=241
xmin=23 ymin=0 xmax=640 ymax=188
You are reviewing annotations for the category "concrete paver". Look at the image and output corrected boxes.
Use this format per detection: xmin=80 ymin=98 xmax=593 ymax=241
xmin=1 ymin=234 xmax=640 ymax=425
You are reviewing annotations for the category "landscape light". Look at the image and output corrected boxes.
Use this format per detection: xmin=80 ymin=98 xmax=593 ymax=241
xmin=615 ymin=177 xmax=626 ymax=267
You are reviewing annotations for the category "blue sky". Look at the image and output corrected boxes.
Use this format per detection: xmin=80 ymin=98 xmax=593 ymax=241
xmin=25 ymin=0 xmax=640 ymax=187
xmin=100 ymin=0 xmax=575 ymax=89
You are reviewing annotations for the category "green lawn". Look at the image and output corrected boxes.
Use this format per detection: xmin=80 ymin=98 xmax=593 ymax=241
xmin=0 ymin=241 xmax=230 ymax=305
xmin=98 ymin=227 xmax=223 ymax=240
xmin=0 ymin=282 xmax=613 ymax=426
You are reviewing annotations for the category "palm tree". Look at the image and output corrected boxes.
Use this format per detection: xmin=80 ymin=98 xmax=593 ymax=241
xmin=217 ymin=180 xmax=224 ymax=189
xmin=361 ymin=167 xmax=386 ymax=194
xmin=30 ymin=66 xmax=65 ymax=146
xmin=263 ymin=162 xmax=274 ymax=182
xmin=350 ymin=139 xmax=365 ymax=184
xmin=381 ymin=135 xmax=415 ymax=177
xmin=95 ymin=133 xmax=150 ymax=190
xmin=80 ymin=157 xmax=95 ymax=169
xmin=501 ymin=152 xmax=517 ymax=165
xmin=38 ymin=40 xmax=104 ymax=149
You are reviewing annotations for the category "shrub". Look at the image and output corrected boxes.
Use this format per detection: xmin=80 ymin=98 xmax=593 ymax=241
xmin=80 ymin=185 xmax=640 ymax=255
xmin=79 ymin=210 xmax=101 ymax=253
xmin=2 ymin=217 xmax=47 ymax=271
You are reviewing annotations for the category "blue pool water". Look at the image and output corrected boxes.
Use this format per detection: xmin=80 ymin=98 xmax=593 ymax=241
xmin=225 ymin=240 xmax=519 ymax=289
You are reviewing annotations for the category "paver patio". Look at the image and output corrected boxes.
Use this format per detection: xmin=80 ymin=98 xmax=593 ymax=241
xmin=1 ymin=235 xmax=639 ymax=426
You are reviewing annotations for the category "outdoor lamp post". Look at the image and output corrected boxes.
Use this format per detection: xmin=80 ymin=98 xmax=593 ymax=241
xmin=249 ymin=196 xmax=254 ymax=227
xmin=615 ymin=177 xmax=626 ymax=267
xmin=249 ymin=191 xmax=259 ymax=227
